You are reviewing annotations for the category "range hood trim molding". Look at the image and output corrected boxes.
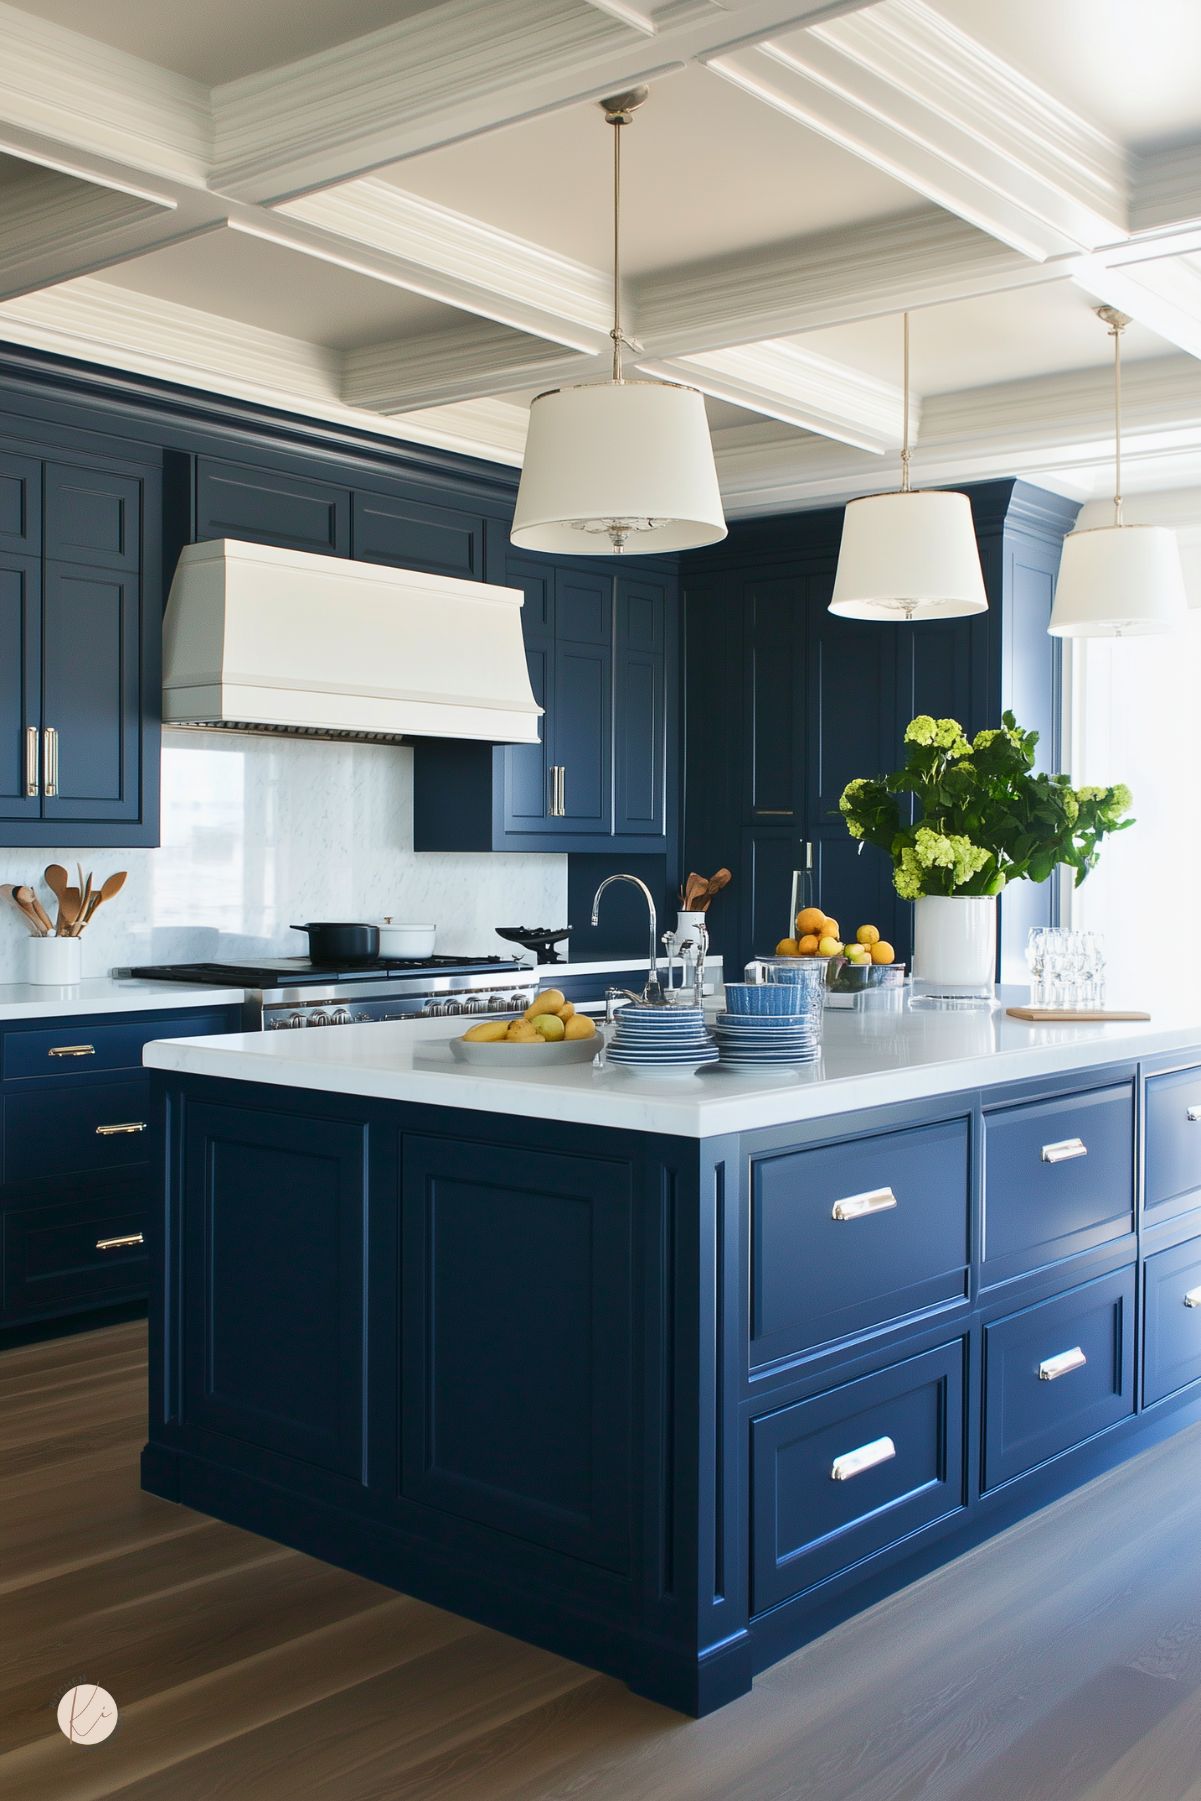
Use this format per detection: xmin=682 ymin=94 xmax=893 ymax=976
xmin=162 ymin=538 xmax=543 ymax=746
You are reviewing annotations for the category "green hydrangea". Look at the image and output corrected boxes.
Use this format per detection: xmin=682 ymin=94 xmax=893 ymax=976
xmin=973 ymin=723 xmax=1022 ymax=753
xmin=838 ymin=777 xmax=868 ymax=814
xmin=1076 ymin=785 xmax=1105 ymax=803
xmin=912 ymin=826 xmax=990 ymax=887
xmin=934 ymin=718 xmax=971 ymax=756
xmin=1061 ymin=790 xmax=1079 ymax=823
xmin=893 ymin=847 xmax=924 ymax=900
xmin=1110 ymin=783 xmax=1133 ymax=815
xmin=904 ymin=715 xmax=937 ymax=747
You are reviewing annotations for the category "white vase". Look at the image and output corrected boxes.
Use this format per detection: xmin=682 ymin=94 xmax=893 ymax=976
xmin=911 ymin=895 xmax=997 ymax=1004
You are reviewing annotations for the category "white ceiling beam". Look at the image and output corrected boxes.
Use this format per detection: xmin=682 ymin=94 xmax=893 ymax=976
xmin=706 ymin=0 xmax=1130 ymax=261
xmin=343 ymin=323 xmax=603 ymax=413
xmin=1072 ymin=252 xmax=1201 ymax=365
xmin=207 ymin=0 xmax=874 ymax=203
xmin=0 ymin=171 xmax=228 ymax=302
xmin=0 ymin=0 xmax=209 ymax=187
xmin=713 ymin=353 xmax=1201 ymax=513
xmin=269 ymin=180 xmax=614 ymax=351
xmin=1131 ymin=143 xmax=1201 ymax=236
xmin=634 ymin=207 xmax=1063 ymax=358
xmin=638 ymin=339 xmax=907 ymax=451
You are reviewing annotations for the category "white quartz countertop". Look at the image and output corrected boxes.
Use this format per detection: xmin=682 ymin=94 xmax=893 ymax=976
xmin=143 ymin=993 xmax=1201 ymax=1139
xmin=0 ymin=977 xmax=247 ymax=1022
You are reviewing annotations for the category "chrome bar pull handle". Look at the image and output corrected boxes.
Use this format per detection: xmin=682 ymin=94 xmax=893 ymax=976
xmin=1039 ymin=1345 xmax=1087 ymax=1382
xmin=1184 ymin=1287 xmax=1201 ymax=1309
xmin=1187 ymin=1106 xmax=1201 ymax=1122
xmin=831 ymin=1435 xmax=896 ymax=1482
xmin=24 ymin=724 xmax=38 ymax=797
xmin=832 ymin=1186 xmax=898 ymax=1222
xmin=1041 ymin=1137 xmax=1087 ymax=1164
xmin=42 ymin=725 xmax=57 ymax=796
xmin=49 ymin=1043 xmax=94 ymax=1058
xmin=548 ymin=766 xmax=566 ymax=818
xmin=95 ymin=1121 xmax=147 ymax=1136
xmin=96 ymin=1232 xmax=144 ymax=1251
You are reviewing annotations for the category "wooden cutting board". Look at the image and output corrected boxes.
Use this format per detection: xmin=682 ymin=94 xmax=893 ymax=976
xmin=1006 ymin=1006 xmax=1151 ymax=1022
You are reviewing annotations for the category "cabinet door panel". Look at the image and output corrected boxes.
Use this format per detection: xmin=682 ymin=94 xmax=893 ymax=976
xmin=41 ymin=563 xmax=141 ymax=822
xmin=501 ymin=560 xmax=554 ymax=834
xmin=352 ymin=490 xmax=484 ymax=581
xmin=613 ymin=575 xmax=665 ymax=837
xmin=181 ymin=1101 xmax=368 ymax=1478
xmin=550 ymin=572 xmax=611 ymax=833
xmin=2 ymin=1180 xmax=147 ymax=1319
xmin=0 ymin=451 xmax=41 ymax=555
xmin=401 ymin=1135 xmax=632 ymax=1572
xmin=0 ymin=553 xmax=41 ymax=821
xmin=45 ymin=463 xmax=140 ymax=573
xmin=195 ymin=458 xmax=349 ymax=556
xmin=745 ymin=578 xmax=804 ymax=822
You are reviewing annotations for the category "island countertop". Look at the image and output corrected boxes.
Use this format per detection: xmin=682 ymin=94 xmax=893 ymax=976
xmin=143 ymin=994 xmax=1201 ymax=1138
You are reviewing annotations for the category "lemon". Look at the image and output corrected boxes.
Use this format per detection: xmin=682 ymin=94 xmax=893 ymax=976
xmin=870 ymin=941 xmax=895 ymax=965
xmin=775 ymin=938 xmax=799 ymax=957
xmin=796 ymin=906 xmax=826 ymax=936
xmin=820 ymin=917 xmax=840 ymax=941
xmin=797 ymin=933 xmax=820 ymax=956
xmin=818 ymin=935 xmax=843 ymax=957
xmin=856 ymin=924 xmax=881 ymax=947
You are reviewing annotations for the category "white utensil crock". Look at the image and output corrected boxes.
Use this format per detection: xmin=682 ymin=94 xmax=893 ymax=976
xmin=22 ymin=936 xmax=83 ymax=985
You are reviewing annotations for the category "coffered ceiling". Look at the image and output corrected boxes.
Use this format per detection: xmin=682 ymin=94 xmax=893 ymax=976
xmin=1 ymin=0 xmax=1201 ymax=512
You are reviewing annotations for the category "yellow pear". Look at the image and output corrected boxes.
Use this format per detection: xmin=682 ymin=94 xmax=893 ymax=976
xmin=524 ymin=988 xmax=567 ymax=1020
xmin=462 ymin=1019 xmax=508 ymax=1043
xmin=564 ymin=1013 xmax=597 ymax=1041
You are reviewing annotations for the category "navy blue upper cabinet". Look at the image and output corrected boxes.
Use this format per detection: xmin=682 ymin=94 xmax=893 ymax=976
xmin=0 ymin=448 xmax=161 ymax=847
xmin=681 ymin=482 xmax=1080 ymax=971
xmin=352 ymin=487 xmax=486 ymax=581
xmin=195 ymin=456 xmax=350 ymax=556
xmin=413 ymin=557 xmax=671 ymax=853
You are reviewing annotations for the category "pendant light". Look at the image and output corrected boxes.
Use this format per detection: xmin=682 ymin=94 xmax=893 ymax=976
xmin=1049 ymin=306 xmax=1186 ymax=637
xmin=829 ymin=312 xmax=987 ymax=621
xmin=511 ymin=88 xmax=726 ymax=556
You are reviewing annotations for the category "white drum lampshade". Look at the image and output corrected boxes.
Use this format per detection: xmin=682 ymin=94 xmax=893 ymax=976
xmin=511 ymin=381 xmax=726 ymax=556
xmin=829 ymin=489 xmax=988 ymax=621
xmin=1048 ymin=523 xmax=1187 ymax=637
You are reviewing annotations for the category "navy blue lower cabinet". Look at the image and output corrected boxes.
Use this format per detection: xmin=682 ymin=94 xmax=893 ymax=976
xmin=180 ymin=1101 xmax=368 ymax=1480
xmin=749 ymin=1117 xmax=970 ymax=1368
xmin=752 ymin=1339 xmax=966 ymax=1612
xmin=399 ymin=1135 xmax=632 ymax=1571
xmin=1144 ymin=1236 xmax=1201 ymax=1405
xmin=982 ymin=1265 xmax=1136 ymax=1491
xmin=143 ymin=1055 xmax=1201 ymax=1716
xmin=1144 ymin=1063 xmax=1201 ymax=1220
xmin=982 ymin=1082 xmax=1135 ymax=1284
xmin=0 ymin=1004 xmax=240 ymax=1331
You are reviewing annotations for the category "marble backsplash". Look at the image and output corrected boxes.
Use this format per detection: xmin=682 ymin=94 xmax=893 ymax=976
xmin=0 ymin=730 xmax=567 ymax=981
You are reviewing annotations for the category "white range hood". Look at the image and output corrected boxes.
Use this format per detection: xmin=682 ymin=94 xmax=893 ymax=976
xmin=162 ymin=538 xmax=542 ymax=744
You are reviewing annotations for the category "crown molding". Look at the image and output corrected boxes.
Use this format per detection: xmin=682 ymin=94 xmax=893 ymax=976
xmin=638 ymin=339 xmax=906 ymax=452
xmin=635 ymin=207 xmax=1059 ymax=357
xmin=0 ymin=0 xmax=209 ymax=186
xmin=712 ymin=354 xmax=1201 ymax=513
xmin=708 ymin=0 xmax=1129 ymax=261
xmin=206 ymin=0 xmax=871 ymax=202
xmin=1073 ymin=251 xmax=1201 ymax=363
xmin=389 ymin=397 xmax=528 ymax=464
xmin=275 ymin=179 xmax=613 ymax=349
xmin=343 ymin=323 xmax=598 ymax=413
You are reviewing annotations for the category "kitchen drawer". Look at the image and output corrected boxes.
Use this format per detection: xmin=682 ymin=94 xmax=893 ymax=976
xmin=751 ymin=1340 xmax=966 ymax=1612
xmin=1145 ymin=1065 xmax=1201 ymax=1219
xmin=2 ymin=1010 xmax=232 ymax=1082
xmin=2 ymin=1187 xmax=147 ymax=1317
xmin=982 ymin=1083 xmax=1134 ymax=1283
xmin=749 ymin=1118 xmax=969 ymax=1368
xmin=5 ymin=1077 xmax=151 ymax=1181
xmin=1144 ymin=1236 xmax=1201 ymax=1404
xmin=982 ymin=1266 xmax=1135 ymax=1491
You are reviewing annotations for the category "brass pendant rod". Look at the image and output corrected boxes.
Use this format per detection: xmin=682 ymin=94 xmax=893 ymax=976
xmin=1096 ymin=304 xmax=1131 ymax=526
xmin=612 ymin=113 xmax=623 ymax=383
xmin=900 ymin=310 xmax=911 ymax=493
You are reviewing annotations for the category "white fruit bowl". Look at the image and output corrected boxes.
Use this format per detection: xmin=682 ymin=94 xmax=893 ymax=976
xmin=450 ymin=1034 xmax=602 ymax=1067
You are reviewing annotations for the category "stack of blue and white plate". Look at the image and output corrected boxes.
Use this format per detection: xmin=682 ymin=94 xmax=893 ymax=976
xmin=607 ymin=1002 xmax=718 ymax=1073
xmin=713 ymin=1009 xmax=821 ymax=1069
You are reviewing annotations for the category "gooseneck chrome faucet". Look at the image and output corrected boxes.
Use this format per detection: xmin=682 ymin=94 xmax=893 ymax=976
xmin=591 ymin=873 xmax=662 ymax=1002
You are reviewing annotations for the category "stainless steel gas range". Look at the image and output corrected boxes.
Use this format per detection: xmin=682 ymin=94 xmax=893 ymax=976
xmin=122 ymin=956 xmax=539 ymax=1031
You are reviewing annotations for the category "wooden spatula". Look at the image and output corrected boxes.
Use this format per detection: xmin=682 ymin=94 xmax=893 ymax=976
xmin=44 ymin=864 xmax=70 ymax=935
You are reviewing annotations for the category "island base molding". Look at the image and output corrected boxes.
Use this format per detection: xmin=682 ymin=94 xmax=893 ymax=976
xmin=144 ymin=1050 xmax=1201 ymax=1715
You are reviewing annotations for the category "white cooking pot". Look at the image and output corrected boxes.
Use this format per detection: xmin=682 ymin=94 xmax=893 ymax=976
xmin=374 ymin=919 xmax=437 ymax=957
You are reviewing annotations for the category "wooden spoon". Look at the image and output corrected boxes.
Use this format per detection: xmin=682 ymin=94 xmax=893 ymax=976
xmin=58 ymin=886 xmax=83 ymax=937
xmin=75 ymin=869 xmax=127 ymax=934
xmin=0 ymin=884 xmax=38 ymax=934
xmin=44 ymin=864 xmax=70 ymax=935
xmin=700 ymin=868 xmax=732 ymax=912
xmin=14 ymin=885 xmax=51 ymax=935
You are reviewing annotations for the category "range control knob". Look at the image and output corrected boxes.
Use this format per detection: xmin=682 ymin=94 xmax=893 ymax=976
xmin=286 ymin=1012 xmax=307 ymax=1028
xmin=463 ymin=995 xmax=487 ymax=1014
xmin=308 ymin=1011 xmax=331 ymax=1027
xmin=330 ymin=1009 xmax=352 ymax=1026
xmin=444 ymin=999 xmax=465 ymax=1016
xmin=510 ymin=993 xmax=529 ymax=1011
xmin=424 ymin=1000 xmax=447 ymax=1017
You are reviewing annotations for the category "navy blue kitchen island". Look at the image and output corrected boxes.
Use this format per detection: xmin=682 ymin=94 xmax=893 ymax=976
xmin=142 ymin=1007 xmax=1201 ymax=1714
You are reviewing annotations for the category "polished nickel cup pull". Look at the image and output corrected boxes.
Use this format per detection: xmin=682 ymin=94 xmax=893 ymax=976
xmin=1041 ymin=1138 xmax=1087 ymax=1163
xmin=832 ymin=1186 xmax=898 ymax=1221
xmin=95 ymin=1232 xmax=144 ymax=1251
xmin=1038 ymin=1346 xmax=1087 ymax=1381
xmin=49 ymin=1044 xmax=95 ymax=1057
xmin=95 ymin=1121 xmax=147 ymax=1136
xmin=1184 ymin=1287 xmax=1201 ymax=1309
xmin=831 ymin=1435 xmax=897 ymax=1481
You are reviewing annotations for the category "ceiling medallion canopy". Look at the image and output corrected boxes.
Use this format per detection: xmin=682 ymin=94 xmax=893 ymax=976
xmin=511 ymin=86 xmax=726 ymax=558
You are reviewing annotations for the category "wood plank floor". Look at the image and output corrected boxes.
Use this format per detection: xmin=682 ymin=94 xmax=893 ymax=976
xmin=6 ymin=1321 xmax=1201 ymax=1800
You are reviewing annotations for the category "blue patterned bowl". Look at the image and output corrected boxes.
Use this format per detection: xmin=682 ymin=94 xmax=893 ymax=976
xmin=721 ymin=982 xmax=808 ymax=1016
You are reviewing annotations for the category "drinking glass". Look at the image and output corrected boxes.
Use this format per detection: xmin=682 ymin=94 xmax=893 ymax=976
xmin=1026 ymin=927 xmax=1047 ymax=1007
